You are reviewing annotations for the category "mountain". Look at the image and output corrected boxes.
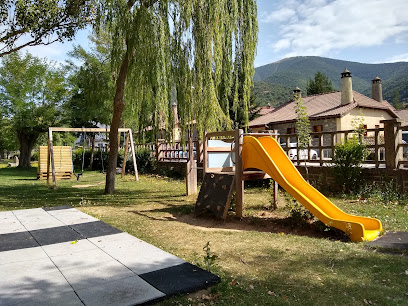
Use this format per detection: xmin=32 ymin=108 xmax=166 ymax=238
xmin=253 ymin=56 xmax=408 ymax=107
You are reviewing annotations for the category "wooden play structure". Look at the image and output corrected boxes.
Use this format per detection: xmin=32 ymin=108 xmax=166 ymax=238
xmin=38 ymin=146 xmax=73 ymax=180
xmin=46 ymin=127 xmax=138 ymax=188
xmin=195 ymin=129 xmax=278 ymax=219
xmin=196 ymin=129 xmax=382 ymax=242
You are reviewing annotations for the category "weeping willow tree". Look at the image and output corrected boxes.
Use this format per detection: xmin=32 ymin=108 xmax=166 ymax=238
xmin=93 ymin=0 xmax=258 ymax=194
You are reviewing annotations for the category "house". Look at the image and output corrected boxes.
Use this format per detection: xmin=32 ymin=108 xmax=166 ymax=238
xmin=248 ymin=70 xmax=399 ymax=150
xmin=255 ymin=104 xmax=275 ymax=116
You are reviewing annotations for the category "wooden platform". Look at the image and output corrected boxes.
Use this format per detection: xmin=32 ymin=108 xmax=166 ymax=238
xmin=38 ymin=146 xmax=73 ymax=180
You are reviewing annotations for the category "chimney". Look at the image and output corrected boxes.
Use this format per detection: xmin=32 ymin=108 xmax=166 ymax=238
xmin=371 ymin=76 xmax=383 ymax=102
xmin=171 ymin=101 xmax=179 ymax=125
xmin=341 ymin=69 xmax=353 ymax=105
xmin=293 ymin=86 xmax=301 ymax=99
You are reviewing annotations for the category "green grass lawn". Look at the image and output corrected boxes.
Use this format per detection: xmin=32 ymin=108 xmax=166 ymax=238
xmin=1 ymin=165 xmax=407 ymax=305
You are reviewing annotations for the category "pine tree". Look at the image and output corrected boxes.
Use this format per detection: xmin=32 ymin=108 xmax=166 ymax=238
xmin=393 ymin=90 xmax=403 ymax=110
xmin=306 ymin=71 xmax=335 ymax=96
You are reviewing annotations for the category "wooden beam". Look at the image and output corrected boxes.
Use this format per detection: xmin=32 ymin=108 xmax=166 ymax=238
xmin=207 ymin=147 xmax=232 ymax=152
xmin=48 ymin=129 xmax=57 ymax=189
xmin=203 ymin=131 xmax=208 ymax=180
xmin=234 ymin=129 xmax=244 ymax=218
xmin=49 ymin=127 xmax=130 ymax=133
xmin=46 ymin=138 xmax=51 ymax=185
xmin=206 ymin=130 xmax=236 ymax=138
xmin=128 ymin=129 xmax=139 ymax=181
xmin=186 ymin=137 xmax=198 ymax=195
xmin=121 ymin=132 xmax=130 ymax=178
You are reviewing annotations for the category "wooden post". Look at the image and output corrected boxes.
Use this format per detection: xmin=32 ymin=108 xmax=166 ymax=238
xmin=273 ymin=179 xmax=278 ymax=210
xmin=47 ymin=138 xmax=51 ymax=185
xmin=374 ymin=128 xmax=379 ymax=168
xmin=121 ymin=132 xmax=130 ymax=178
xmin=235 ymin=129 xmax=244 ymax=218
xmin=128 ymin=129 xmax=139 ymax=181
xmin=186 ymin=137 xmax=198 ymax=195
xmin=331 ymin=132 xmax=336 ymax=160
xmin=381 ymin=119 xmax=402 ymax=169
xmin=203 ymin=131 xmax=208 ymax=180
xmin=48 ymin=128 xmax=57 ymax=189
xmin=319 ymin=134 xmax=323 ymax=166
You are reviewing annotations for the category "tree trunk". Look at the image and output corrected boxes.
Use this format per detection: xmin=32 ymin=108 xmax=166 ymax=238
xmin=104 ymin=49 xmax=129 ymax=194
xmin=17 ymin=131 xmax=38 ymax=168
xmin=90 ymin=135 xmax=95 ymax=169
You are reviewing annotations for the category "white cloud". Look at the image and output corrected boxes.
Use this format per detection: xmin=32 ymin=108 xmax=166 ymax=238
xmin=385 ymin=53 xmax=408 ymax=63
xmin=261 ymin=8 xmax=296 ymax=23
xmin=266 ymin=0 xmax=408 ymax=57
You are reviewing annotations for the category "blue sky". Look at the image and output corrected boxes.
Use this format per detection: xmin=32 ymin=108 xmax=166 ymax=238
xmin=24 ymin=0 xmax=408 ymax=67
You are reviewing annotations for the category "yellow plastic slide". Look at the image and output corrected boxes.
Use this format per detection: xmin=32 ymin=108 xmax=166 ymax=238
xmin=242 ymin=136 xmax=382 ymax=242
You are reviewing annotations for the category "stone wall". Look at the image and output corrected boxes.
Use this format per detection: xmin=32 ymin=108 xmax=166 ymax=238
xmin=296 ymin=165 xmax=408 ymax=192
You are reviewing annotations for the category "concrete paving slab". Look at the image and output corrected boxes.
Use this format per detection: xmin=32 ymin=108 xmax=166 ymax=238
xmin=61 ymin=259 xmax=136 ymax=290
xmin=0 ymin=207 xmax=220 ymax=305
xmin=0 ymin=211 xmax=15 ymax=217
xmin=0 ymin=257 xmax=57 ymax=281
xmin=88 ymin=232 xmax=143 ymax=248
xmin=0 ymin=270 xmax=73 ymax=306
xmin=12 ymin=208 xmax=49 ymax=220
xmin=51 ymin=211 xmax=99 ymax=225
xmin=0 ymin=231 xmax=39 ymax=252
xmin=46 ymin=207 xmax=87 ymax=216
xmin=50 ymin=248 xmax=114 ymax=271
xmin=43 ymin=206 xmax=74 ymax=211
xmin=70 ymin=221 xmax=122 ymax=238
xmin=21 ymin=218 xmax=67 ymax=231
xmin=75 ymin=275 xmax=165 ymax=306
xmin=0 ymin=213 xmax=26 ymax=234
xmin=13 ymin=291 xmax=83 ymax=306
xmin=42 ymin=239 xmax=97 ymax=257
xmin=0 ymin=222 xmax=26 ymax=235
xmin=30 ymin=225 xmax=83 ymax=246
xmin=140 ymin=262 xmax=220 ymax=296
xmin=89 ymin=233 xmax=186 ymax=274
xmin=0 ymin=246 xmax=48 ymax=265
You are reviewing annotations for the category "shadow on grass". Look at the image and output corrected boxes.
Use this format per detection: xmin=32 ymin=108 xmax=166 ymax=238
xmin=128 ymin=205 xmax=350 ymax=242
xmin=0 ymin=167 xmax=348 ymax=241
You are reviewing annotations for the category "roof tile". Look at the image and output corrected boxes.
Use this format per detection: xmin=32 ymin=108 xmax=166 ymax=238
xmin=249 ymin=91 xmax=398 ymax=127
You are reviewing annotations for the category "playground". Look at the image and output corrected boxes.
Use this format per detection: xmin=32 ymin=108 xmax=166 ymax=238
xmin=0 ymin=162 xmax=407 ymax=305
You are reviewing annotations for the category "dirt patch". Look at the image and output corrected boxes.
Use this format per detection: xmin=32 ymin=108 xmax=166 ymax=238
xmin=72 ymin=181 xmax=104 ymax=189
xmin=166 ymin=210 xmax=350 ymax=241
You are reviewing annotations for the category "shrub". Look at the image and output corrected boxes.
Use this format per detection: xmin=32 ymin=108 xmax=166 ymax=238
xmin=356 ymin=180 xmax=407 ymax=205
xmin=126 ymin=147 xmax=154 ymax=174
xmin=31 ymin=151 xmax=39 ymax=161
xmin=283 ymin=191 xmax=314 ymax=223
xmin=332 ymin=137 xmax=368 ymax=193
xmin=73 ymin=149 xmax=113 ymax=171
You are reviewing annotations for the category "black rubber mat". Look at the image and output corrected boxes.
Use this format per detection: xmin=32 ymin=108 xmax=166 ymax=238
xmin=140 ymin=262 xmax=220 ymax=296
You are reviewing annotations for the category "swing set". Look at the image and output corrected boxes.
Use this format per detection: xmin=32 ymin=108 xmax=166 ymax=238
xmin=44 ymin=127 xmax=139 ymax=189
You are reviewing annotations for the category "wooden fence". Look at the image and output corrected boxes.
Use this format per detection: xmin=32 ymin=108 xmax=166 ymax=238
xmin=133 ymin=120 xmax=408 ymax=170
xmin=135 ymin=140 xmax=204 ymax=164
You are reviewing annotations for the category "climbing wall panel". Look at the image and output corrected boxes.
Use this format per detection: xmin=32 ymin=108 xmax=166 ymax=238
xmin=195 ymin=173 xmax=235 ymax=219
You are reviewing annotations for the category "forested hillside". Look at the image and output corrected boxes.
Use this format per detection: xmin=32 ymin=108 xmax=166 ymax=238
xmin=253 ymin=56 xmax=408 ymax=107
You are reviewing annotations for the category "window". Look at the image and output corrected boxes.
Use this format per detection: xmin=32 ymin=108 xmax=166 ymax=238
xmin=287 ymin=127 xmax=295 ymax=134
xmin=313 ymin=125 xmax=322 ymax=138
xmin=313 ymin=125 xmax=323 ymax=132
